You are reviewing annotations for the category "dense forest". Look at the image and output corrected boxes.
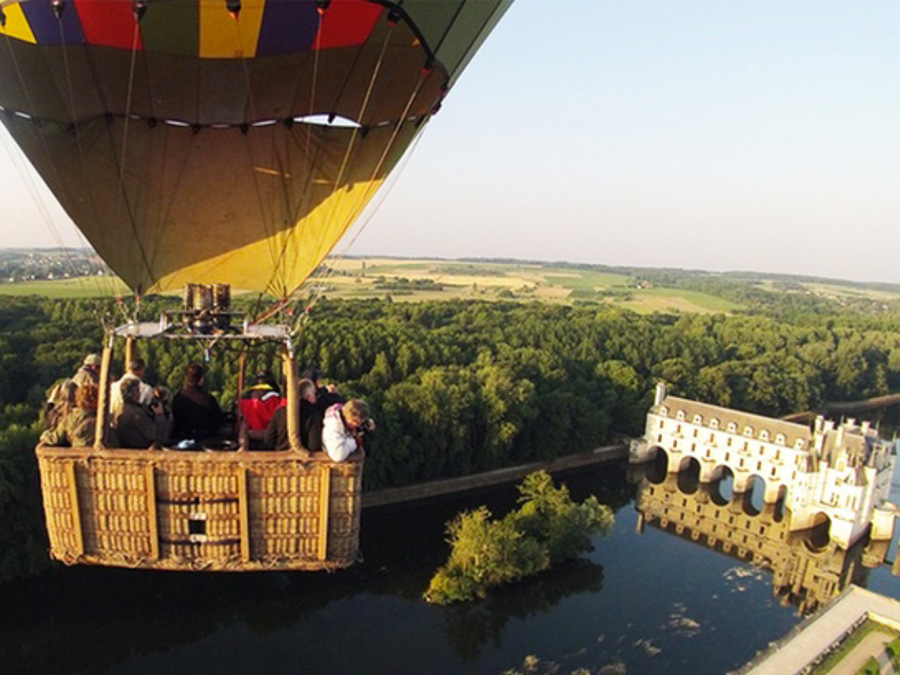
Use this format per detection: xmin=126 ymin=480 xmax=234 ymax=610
xmin=4 ymin=288 xmax=900 ymax=582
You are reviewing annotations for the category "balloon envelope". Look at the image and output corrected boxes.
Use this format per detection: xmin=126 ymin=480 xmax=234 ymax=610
xmin=0 ymin=0 xmax=511 ymax=295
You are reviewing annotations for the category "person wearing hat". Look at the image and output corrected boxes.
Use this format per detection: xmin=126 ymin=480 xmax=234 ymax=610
xmin=239 ymin=370 xmax=283 ymax=432
xmin=44 ymin=353 xmax=101 ymax=430
xmin=72 ymin=353 xmax=101 ymax=388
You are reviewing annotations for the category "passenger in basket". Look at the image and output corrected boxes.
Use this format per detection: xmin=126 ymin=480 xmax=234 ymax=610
xmin=109 ymin=357 xmax=154 ymax=417
xmin=72 ymin=353 xmax=102 ymax=387
xmin=322 ymin=399 xmax=375 ymax=463
xmin=301 ymin=368 xmax=344 ymax=414
xmin=40 ymin=383 xmax=99 ymax=447
xmin=239 ymin=370 xmax=283 ymax=431
xmin=171 ymin=363 xmax=224 ymax=441
xmin=264 ymin=378 xmax=322 ymax=452
xmin=44 ymin=353 xmax=101 ymax=430
xmin=113 ymin=377 xmax=172 ymax=449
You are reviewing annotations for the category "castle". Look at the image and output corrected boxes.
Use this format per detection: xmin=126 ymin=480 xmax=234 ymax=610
xmin=629 ymin=383 xmax=898 ymax=549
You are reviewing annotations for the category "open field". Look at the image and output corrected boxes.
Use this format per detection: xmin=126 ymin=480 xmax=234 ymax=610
xmin=11 ymin=256 xmax=897 ymax=315
xmin=0 ymin=258 xmax=744 ymax=314
xmin=315 ymin=258 xmax=744 ymax=313
xmin=0 ymin=275 xmax=130 ymax=297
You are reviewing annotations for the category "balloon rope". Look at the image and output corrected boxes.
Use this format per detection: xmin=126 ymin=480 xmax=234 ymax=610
xmin=0 ymin=32 xmax=113 ymax=318
xmin=258 ymin=7 xmax=327 ymax=304
xmin=255 ymin=14 xmax=395 ymax=319
xmin=56 ymin=18 xmax=124 ymax=304
xmin=298 ymin=22 xmax=395 ymax=311
xmin=323 ymin=68 xmax=435 ymax=275
xmin=110 ymin=23 xmax=156 ymax=294
xmin=303 ymin=62 xmax=437 ymax=314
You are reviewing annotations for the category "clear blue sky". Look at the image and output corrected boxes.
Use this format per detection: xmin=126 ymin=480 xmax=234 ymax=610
xmin=3 ymin=2 xmax=900 ymax=283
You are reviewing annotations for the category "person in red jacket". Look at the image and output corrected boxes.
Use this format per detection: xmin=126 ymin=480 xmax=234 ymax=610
xmin=239 ymin=370 xmax=283 ymax=432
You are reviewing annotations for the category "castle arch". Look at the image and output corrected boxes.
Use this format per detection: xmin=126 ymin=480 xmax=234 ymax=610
xmin=741 ymin=474 xmax=767 ymax=517
xmin=676 ymin=456 xmax=701 ymax=494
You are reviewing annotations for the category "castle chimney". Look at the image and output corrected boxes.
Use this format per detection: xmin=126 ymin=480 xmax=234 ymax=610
xmin=654 ymin=382 xmax=667 ymax=407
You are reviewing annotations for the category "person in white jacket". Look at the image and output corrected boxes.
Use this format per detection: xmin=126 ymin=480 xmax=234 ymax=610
xmin=322 ymin=399 xmax=375 ymax=462
xmin=110 ymin=358 xmax=154 ymax=417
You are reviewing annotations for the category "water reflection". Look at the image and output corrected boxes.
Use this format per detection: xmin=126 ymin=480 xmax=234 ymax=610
xmin=0 ymin=466 xmax=634 ymax=675
xmin=439 ymin=559 xmax=605 ymax=661
xmin=634 ymin=469 xmax=890 ymax=614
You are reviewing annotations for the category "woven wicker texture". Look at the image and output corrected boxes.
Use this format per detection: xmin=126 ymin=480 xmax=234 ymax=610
xmin=37 ymin=446 xmax=362 ymax=571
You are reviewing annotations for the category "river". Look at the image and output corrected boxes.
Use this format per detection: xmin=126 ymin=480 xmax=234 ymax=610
xmin=4 ymin=460 xmax=900 ymax=675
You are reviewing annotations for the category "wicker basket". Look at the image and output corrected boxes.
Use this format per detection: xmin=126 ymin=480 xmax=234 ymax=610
xmin=36 ymin=444 xmax=362 ymax=571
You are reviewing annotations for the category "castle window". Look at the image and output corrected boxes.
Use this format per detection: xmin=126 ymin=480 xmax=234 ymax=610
xmin=795 ymin=439 xmax=805 ymax=449
xmin=659 ymin=420 xmax=664 ymax=428
xmin=693 ymin=429 xmax=698 ymax=438
xmin=676 ymin=410 xmax=685 ymax=421
xmin=760 ymin=430 xmax=770 ymax=441
xmin=660 ymin=406 xmax=668 ymax=415
xmin=710 ymin=418 xmax=719 ymax=429
xmin=743 ymin=426 xmax=753 ymax=437
xmin=727 ymin=422 xmax=737 ymax=433
xmin=775 ymin=434 xmax=786 ymax=445
xmin=693 ymin=414 xmax=703 ymax=424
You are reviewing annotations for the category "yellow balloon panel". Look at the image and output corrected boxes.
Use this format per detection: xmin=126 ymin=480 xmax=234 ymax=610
xmin=150 ymin=175 xmax=384 ymax=295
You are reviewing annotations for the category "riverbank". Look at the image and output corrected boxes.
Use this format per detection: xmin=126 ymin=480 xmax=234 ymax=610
xmin=363 ymin=443 xmax=628 ymax=509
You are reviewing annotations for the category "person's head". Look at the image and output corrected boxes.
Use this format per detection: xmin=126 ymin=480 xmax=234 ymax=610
xmin=83 ymin=353 xmax=101 ymax=371
xmin=185 ymin=363 xmax=204 ymax=387
xmin=255 ymin=370 xmax=276 ymax=388
xmin=121 ymin=377 xmax=142 ymax=404
xmin=343 ymin=399 xmax=370 ymax=430
xmin=75 ymin=383 xmax=99 ymax=411
xmin=301 ymin=368 xmax=322 ymax=386
xmin=127 ymin=357 xmax=145 ymax=377
xmin=298 ymin=378 xmax=316 ymax=403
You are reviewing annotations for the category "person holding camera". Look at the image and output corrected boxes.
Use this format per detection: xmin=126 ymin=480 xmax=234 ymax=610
xmin=113 ymin=377 xmax=172 ymax=449
xmin=322 ymin=399 xmax=375 ymax=463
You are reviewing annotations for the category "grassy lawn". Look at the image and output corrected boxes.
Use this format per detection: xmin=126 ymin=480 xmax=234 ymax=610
xmin=811 ymin=620 xmax=900 ymax=675
xmin=0 ymin=276 xmax=130 ymax=297
xmin=0 ymin=259 xmax=745 ymax=314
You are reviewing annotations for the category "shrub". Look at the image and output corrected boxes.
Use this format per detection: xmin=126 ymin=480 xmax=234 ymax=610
xmin=424 ymin=471 xmax=613 ymax=604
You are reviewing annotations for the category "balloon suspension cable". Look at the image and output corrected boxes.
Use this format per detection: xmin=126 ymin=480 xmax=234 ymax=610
xmin=0 ymin=29 xmax=123 ymax=334
xmin=54 ymin=9 xmax=123 ymax=303
xmin=302 ymin=58 xmax=436 ymax=314
xmin=257 ymin=6 xmax=392 ymax=319
xmin=259 ymin=5 xmax=327 ymax=300
xmin=290 ymin=16 xmax=397 ymax=317
xmin=110 ymin=22 xmax=156 ymax=290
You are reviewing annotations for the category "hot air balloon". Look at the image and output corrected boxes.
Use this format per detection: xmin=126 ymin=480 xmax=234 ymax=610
xmin=0 ymin=0 xmax=511 ymax=571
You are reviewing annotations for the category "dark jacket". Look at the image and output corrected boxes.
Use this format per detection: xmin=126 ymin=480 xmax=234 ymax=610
xmin=315 ymin=386 xmax=344 ymax=415
xmin=114 ymin=401 xmax=172 ymax=449
xmin=172 ymin=385 xmax=223 ymax=441
xmin=264 ymin=400 xmax=322 ymax=451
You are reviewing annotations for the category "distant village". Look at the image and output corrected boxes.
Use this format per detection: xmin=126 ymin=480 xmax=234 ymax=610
xmin=0 ymin=248 xmax=107 ymax=283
